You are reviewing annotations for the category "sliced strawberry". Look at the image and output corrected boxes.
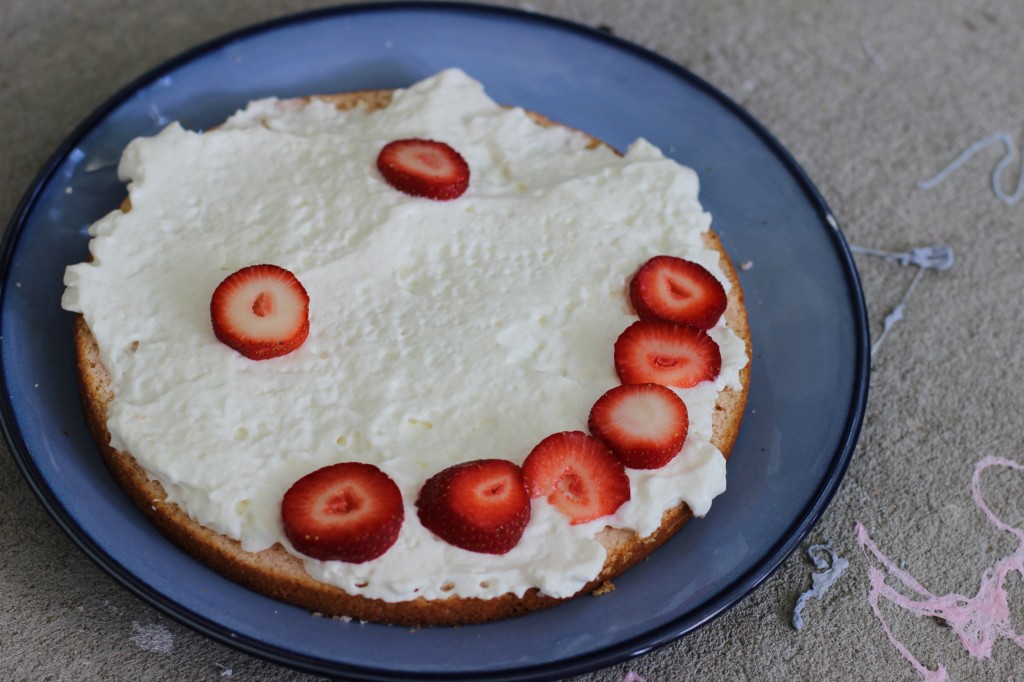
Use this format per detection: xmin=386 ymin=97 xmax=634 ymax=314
xmin=210 ymin=264 xmax=310 ymax=360
xmin=521 ymin=431 xmax=630 ymax=525
xmin=416 ymin=459 xmax=531 ymax=554
xmin=630 ymin=256 xmax=727 ymax=329
xmin=614 ymin=319 xmax=721 ymax=389
xmin=376 ymin=138 xmax=470 ymax=200
xmin=588 ymin=384 xmax=689 ymax=469
xmin=281 ymin=462 xmax=404 ymax=563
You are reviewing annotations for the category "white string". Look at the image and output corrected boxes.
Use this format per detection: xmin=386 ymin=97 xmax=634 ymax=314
xmin=792 ymin=543 xmax=850 ymax=631
xmin=918 ymin=131 xmax=1024 ymax=205
xmin=860 ymin=37 xmax=887 ymax=73
xmin=849 ymin=243 xmax=954 ymax=357
xmin=871 ymin=266 xmax=927 ymax=357
xmin=849 ymin=244 xmax=954 ymax=271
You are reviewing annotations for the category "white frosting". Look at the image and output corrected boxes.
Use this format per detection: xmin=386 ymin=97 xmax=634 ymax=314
xmin=62 ymin=69 xmax=747 ymax=602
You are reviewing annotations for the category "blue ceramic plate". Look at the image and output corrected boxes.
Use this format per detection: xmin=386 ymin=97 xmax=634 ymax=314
xmin=1 ymin=3 xmax=868 ymax=680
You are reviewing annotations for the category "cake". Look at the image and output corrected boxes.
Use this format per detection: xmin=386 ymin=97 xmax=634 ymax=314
xmin=62 ymin=69 xmax=751 ymax=626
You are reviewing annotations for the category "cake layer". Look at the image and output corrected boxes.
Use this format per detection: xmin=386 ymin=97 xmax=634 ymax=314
xmin=63 ymin=69 xmax=750 ymax=624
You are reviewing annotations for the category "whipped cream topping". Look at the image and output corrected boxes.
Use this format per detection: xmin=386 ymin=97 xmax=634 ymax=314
xmin=63 ymin=69 xmax=747 ymax=602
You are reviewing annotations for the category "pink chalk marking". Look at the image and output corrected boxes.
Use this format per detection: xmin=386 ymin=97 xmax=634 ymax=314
xmin=856 ymin=456 xmax=1024 ymax=681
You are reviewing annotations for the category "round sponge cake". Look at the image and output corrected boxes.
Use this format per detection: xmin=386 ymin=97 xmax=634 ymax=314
xmin=69 ymin=84 xmax=750 ymax=626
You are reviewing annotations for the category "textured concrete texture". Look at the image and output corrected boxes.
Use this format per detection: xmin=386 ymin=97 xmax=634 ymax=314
xmin=3 ymin=1 xmax=1024 ymax=680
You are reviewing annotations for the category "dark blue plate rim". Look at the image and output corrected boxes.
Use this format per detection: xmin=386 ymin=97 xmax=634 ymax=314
xmin=0 ymin=2 xmax=870 ymax=680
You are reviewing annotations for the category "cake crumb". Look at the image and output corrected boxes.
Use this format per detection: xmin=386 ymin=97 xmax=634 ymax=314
xmin=740 ymin=260 xmax=754 ymax=270
xmin=592 ymin=581 xmax=616 ymax=596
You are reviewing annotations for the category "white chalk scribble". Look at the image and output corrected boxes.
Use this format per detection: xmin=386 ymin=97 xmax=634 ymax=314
xmin=857 ymin=457 xmax=1024 ymax=681
xmin=128 ymin=622 xmax=174 ymax=654
xmin=792 ymin=542 xmax=850 ymax=631
xmin=918 ymin=131 xmax=1024 ymax=205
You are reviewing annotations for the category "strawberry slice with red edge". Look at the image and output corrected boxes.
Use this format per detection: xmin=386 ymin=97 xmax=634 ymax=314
xmin=614 ymin=319 xmax=721 ymax=389
xmin=521 ymin=431 xmax=630 ymax=525
xmin=416 ymin=459 xmax=531 ymax=554
xmin=588 ymin=384 xmax=689 ymax=469
xmin=281 ymin=462 xmax=404 ymax=563
xmin=376 ymin=138 xmax=470 ymax=200
xmin=630 ymin=255 xmax=727 ymax=330
xmin=210 ymin=264 xmax=310 ymax=361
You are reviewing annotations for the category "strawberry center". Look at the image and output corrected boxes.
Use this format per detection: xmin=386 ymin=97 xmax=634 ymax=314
xmin=483 ymin=481 xmax=507 ymax=498
xmin=251 ymin=291 xmax=274 ymax=317
xmin=620 ymin=400 xmax=658 ymax=426
xmin=415 ymin=149 xmax=446 ymax=172
xmin=325 ymin=489 xmax=361 ymax=516
xmin=653 ymin=353 xmax=682 ymax=369
xmin=556 ymin=470 xmax=586 ymax=500
xmin=668 ymin=279 xmax=692 ymax=301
